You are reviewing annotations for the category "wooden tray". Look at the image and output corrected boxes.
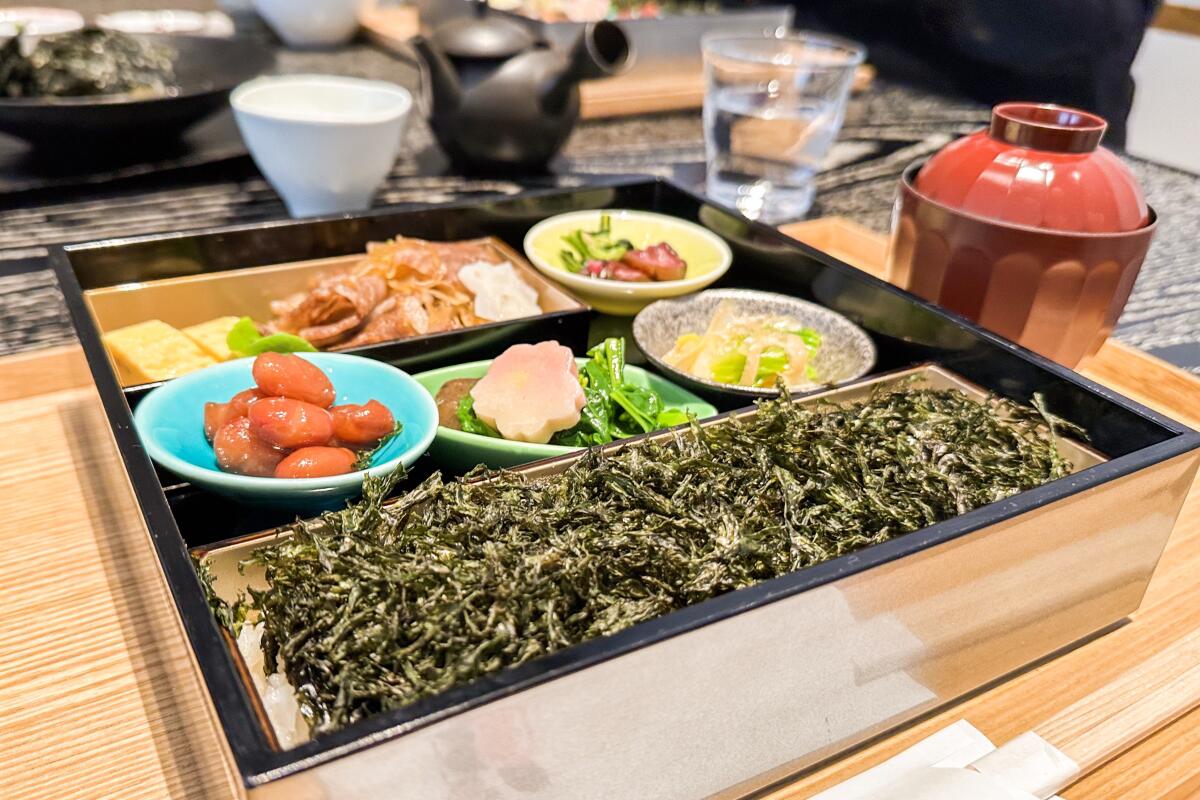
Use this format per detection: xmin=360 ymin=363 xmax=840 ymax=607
xmin=2 ymin=221 xmax=1199 ymax=798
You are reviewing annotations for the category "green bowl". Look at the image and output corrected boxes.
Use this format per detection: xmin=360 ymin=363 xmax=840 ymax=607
xmin=413 ymin=358 xmax=718 ymax=472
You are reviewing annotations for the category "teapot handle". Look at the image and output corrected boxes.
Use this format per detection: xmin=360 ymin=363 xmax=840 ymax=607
xmin=385 ymin=41 xmax=434 ymax=122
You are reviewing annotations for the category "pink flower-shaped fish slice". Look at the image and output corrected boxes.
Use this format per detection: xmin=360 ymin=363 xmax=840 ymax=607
xmin=470 ymin=342 xmax=585 ymax=444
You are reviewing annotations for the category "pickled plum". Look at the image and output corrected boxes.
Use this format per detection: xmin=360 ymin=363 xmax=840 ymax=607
xmin=252 ymin=352 xmax=335 ymax=407
xmin=204 ymin=402 xmax=241 ymax=442
xmin=230 ymin=387 xmax=266 ymax=416
xmin=214 ymin=417 xmax=286 ymax=477
xmin=248 ymin=397 xmax=334 ymax=449
xmin=274 ymin=446 xmax=358 ymax=479
xmin=331 ymin=400 xmax=396 ymax=448
xmin=204 ymin=356 xmax=399 ymax=480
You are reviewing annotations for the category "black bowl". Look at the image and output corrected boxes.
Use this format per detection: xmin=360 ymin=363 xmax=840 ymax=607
xmin=0 ymin=34 xmax=274 ymax=148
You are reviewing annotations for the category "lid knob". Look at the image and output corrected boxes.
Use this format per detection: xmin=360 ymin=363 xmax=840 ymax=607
xmin=988 ymin=102 xmax=1107 ymax=154
xmin=431 ymin=0 xmax=536 ymax=61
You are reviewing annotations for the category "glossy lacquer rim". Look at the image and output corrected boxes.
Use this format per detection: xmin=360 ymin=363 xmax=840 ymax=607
xmin=51 ymin=177 xmax=1200 ymax=788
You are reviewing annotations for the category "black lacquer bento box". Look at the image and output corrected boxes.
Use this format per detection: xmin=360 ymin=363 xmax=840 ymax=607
xmin=54 ymin=179 xmax=1200 ymax=799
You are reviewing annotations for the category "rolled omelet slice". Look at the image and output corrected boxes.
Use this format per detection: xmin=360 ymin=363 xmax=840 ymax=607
xmin=103 ymin=319 xmax=217 ymax=385
xmin=183 ymin=316 xmax=241 ymax=361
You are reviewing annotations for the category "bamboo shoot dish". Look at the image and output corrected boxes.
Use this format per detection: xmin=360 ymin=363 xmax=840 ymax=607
xmin=203 ymin=382 xmax=1080 ymax=746
xmin=662 ymin=299 xmax=824 ymax=388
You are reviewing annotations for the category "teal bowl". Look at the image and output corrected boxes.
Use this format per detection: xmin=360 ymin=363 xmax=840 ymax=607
xmin=133 ymin=353 xmax=438 ymax=510
xmin=413 ymin=359 xmax=718 ymax=472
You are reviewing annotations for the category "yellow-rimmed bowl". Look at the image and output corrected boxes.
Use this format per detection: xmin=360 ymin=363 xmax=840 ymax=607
xmin=523 ymin=209 xmax=733 ymax=315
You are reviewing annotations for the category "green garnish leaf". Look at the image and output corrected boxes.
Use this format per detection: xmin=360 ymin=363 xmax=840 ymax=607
xmin=352 ymin=421 xmax=405 ymax=471
xmin=655 ymin=408 xmax=692 ymax=428
xmin=550 ymin=337 xmax=687 ymax=445
xmin=227 ymin=316 xmax=316 ymax=358
xmin=561 ymin=250 xmax=585 ymax=273
xmin=457 ymin=394 xmax=501 ymax=438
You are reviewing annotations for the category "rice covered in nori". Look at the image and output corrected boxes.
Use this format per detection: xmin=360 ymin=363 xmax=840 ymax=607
xmin=0 ymin=28 xmax=175 ymax=99
xmin=205 ymin=385 xmax=1076 ymax=739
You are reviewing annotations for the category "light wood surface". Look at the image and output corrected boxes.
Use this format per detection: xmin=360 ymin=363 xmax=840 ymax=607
xmin=1153 ymin=4 xmax=1200 ymax=38
xmin=755 ymin=221 xmax=1200 ymax=799
xmin=1036 ymin=628 xmax=1200 ymax=777
xmin=585 ymin=64 xmax=873 ymax=120
xmin=358 ymin=2 xmax=419 ymax=55
xmin=1 ymin=220 xmax=1198 ymax=799
xmin=0 ymin=379 xmax=236 ymax=799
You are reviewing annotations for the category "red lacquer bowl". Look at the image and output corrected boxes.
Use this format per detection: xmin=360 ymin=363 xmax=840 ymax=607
xmin=916 ymin=103 xmax=1149 ymax=234
xmin=887 ymin=103 xmax=1157 ymax=368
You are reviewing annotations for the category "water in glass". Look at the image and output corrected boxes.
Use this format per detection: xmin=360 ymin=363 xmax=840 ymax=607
xmin=703 ymin=34 xmax=863 ymax=224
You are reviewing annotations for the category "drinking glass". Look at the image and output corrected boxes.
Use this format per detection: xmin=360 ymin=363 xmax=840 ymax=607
xmin=702 ymin=32 xmax=864 ymax=224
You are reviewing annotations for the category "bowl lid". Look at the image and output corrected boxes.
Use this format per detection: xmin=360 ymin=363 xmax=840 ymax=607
xmin=915 ymin=102 xmax=1149 ymax=233
xmin=432 ymin=0 xmax=535 ymax=60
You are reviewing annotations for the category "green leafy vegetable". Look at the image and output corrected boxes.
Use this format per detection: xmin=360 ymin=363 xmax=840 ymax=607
xmin=203 ymin=383 xmax=1077 ymax=737
xmin=227 ymin=317 xmax=317 ymax=358
xmin=452 ymin=338 xmax=694 ymax=447
xmin=655 ymin=408 xmax=691 ymax=428
xmin=558 ymin=214 xmax=633 ymax=272
xmin=550 ymin=338 xmax=686 ymax=446
xmin=456 ymin=394 xmax=501 ymax=438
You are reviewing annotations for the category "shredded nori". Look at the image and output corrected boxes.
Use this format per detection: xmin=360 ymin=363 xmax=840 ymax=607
xmin=0 ymin=28 xmax=175 ymax=99
xmin=206 ymin=385 xmax=1076 ymax=736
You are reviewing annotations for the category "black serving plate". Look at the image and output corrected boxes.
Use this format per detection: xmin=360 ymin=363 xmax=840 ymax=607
xmin=0 ymin=34 xmax=274 ymax=148
xmin=0 ymin=110 xmax=252 ymax=201
xmin=52 ymin=179 xmax=1200 ymax=797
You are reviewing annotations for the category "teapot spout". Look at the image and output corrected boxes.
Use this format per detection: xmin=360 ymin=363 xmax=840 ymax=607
xmin=410 ymin=35 xmax=462 ymax=117
xmin=541 ymin=21 xmax=631 ymax=114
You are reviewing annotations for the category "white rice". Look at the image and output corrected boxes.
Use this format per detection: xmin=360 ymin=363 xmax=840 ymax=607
xmin=236 ymin=621 xmax=309 ymax=748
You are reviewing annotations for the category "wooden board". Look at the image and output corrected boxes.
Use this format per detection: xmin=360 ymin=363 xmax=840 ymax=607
xmin=1153 ymin=4 xmax=1200 ymax=37
xmin=358 ymin=3 xmax=419 ymax=54
xmin=580 ymin=64 xmax=875 ymax=120
xmin=1 ymin=220 xmax=1198 ymax=799
xmin=355 ymin=3 xmax=876 ymax=121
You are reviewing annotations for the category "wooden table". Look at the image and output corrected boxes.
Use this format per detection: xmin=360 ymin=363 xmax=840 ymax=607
xmin=2 ymin=229 xmax=1199 ymax=799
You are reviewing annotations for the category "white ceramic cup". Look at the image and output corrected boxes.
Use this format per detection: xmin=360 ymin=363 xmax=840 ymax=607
xmin=231 ymin=75 xmax=412 ymax=218
xmin=252 ymin=0 xmax=362 ymax=48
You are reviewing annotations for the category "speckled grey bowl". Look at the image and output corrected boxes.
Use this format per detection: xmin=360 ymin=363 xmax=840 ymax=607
xmin=633 ymin=289 xmax=877 ymax=399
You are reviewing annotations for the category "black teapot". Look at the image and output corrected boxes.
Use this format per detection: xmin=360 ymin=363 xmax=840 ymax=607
xmin=410 ymin=0 xmax=631 ymax=173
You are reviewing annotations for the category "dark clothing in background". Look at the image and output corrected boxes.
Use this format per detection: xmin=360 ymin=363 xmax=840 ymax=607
xmin=789 ymin=0 xmax=1161 ymax=145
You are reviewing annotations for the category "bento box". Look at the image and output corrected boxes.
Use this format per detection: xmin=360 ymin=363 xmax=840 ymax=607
xmin=53 ymin=179 xmax=1200 ymax=799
